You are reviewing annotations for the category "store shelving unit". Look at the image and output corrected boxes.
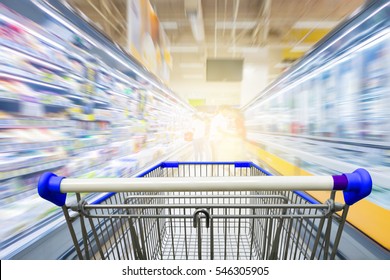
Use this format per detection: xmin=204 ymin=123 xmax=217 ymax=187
xmin=0 ymin=0 xmax=193 ymax=258
xmin=242 ymin=0 xmax=390 ymax=256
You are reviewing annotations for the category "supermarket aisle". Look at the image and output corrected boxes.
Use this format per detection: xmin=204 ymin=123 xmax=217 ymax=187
xmin=187 ymin=136 xmax=250 ymax=162
xmin=241 ymin=0 xmax=390 ymax=255
xmin=186 ymin=107 xmax=249 ymax=162
xmin=1 ymin=0 xmax=389 ymax=262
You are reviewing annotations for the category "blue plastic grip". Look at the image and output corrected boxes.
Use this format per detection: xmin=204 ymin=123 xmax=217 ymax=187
xmin=342 ymin=168 xmax=372 ymax=205
xmin=161 ymin=161 xmax=179 ymax=168
xmin=38 ymin=172 xmax=66 ymax=206
xmin=234 ymin=162 xmax=251 ymax=168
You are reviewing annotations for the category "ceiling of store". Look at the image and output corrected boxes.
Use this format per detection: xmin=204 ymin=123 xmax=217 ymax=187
xmin=66 ymin=0 xmax=365 ymax=109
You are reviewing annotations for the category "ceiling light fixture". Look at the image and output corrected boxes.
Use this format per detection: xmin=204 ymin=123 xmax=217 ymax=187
xmin=228 ymin=47 xmax=265 ymax=53
xmin=185 ymin=0 xmax=205 ymax=42
xmin=182 ymin=74 xmax=203 ymax=79
xmin=179 ymin=63 xmax=204 ymax=68
xmin=161 ymin=22 xmax=178 ymax=30
xmin=216 ymin=21 xmax=257 ymax=29
xmin=290 ymin=44 xmax=313 ymax=52
xmin=293 ymin=21 xmax=339 ymax=29
xmin=170 ymin=46 xmax=200 ymax=53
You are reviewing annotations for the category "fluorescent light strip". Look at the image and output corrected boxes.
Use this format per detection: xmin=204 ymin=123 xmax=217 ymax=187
xmin=228 ymin=47 xmax=264 ymax=53
xmin=188 ymin=14 xmax=205 ymax=42
xmin=111 ymin=71 xmax=132 ymax=85
xmin=290 ymin=44 xmax=313 ymax=52
xmin=68 ymin=94 xmax=83 ymax=100
xmin=161 ymin=22 xmax=178 ymax=30
xmin=293 ymin=21 xmax=339 ymax=29
xmin=179 ymin=63 xmax=204 ymax=68
xmin=215 ymin=21 xmax=257 ymax=29
xmin=182 ymin=74 xmax=203 ymax=79
xmin=170 ymin=46 xmax=199 ymax=53
xmin=274 ymin=62 xmax=292 ymax=69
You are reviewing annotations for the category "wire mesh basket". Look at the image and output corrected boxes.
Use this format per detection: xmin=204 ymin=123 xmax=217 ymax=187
xmin=38 ymin=161 xmax=372 ymax=260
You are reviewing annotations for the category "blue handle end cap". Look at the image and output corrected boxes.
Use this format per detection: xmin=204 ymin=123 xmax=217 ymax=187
xmin=343 ymin=168 xmax=372 ymax=205
xmin=38 ymin=172 xmax=66 ymax=207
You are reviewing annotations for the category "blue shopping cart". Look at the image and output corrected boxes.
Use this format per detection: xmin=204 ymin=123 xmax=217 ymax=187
xmin=38 ymin=161 xmax=372 ymax=260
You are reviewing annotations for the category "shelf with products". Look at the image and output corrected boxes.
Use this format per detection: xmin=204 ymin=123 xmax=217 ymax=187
xmin=0 ymin=69 xmax=81 ymax=102
xmin=66 ymin=55 xmax=87 ymax=82
xmin=71 ymin=129 xmax=111 ymax=137
xmin=77 ymin=151 xmax=154 ymax=179
xmin=0 ymin=7 xmax=72 ymax=67
xmin=72 ymin=119 xmax=110 ymax=132
xmin=0 ymin=63 xmax=66 ymax=90
xmin=0 ymin=163 xmax=67 ymax=205
xmin=70 ymin=152 xmax=110 ymax=173
xmin=108 ymin=85 xmax=137 ymax=101
xmin=91 ymin=89 xmax=111 ymax=105
xmin=0 ymin=23 xmax=85 ymax=121
xmin=0 ymin=75 xmax=71 ymax=98
xmin=0 ymin=36 xmax=70 ymax=71
xmin=107 ymin=91 xmax=133 ymax=111
xmin=0 ymin=118 xmax=74 ymax=128
xmin=0 ymin=45 xmax=85 ymax=93
xmin=67 ymin=43 xmax=95 ymax=65
xmin=0 ymin=42 xmax=70 ymax=73
xmin=0 ymin=92 xmax=72 ymax=112
xmin=0 ymin=1 xmax=195 ymax=253
xmin=0 ymin=150 xmax=63 ymax=172
xmin=71 ymin=161 xmax=110 ymax=178
xmin=0 ymin=164 xmax=71 ymax=244
xmin=66 ymin=144 xmax=139 ymax=177
xmin=72 ymin=133 xmax=109 ymax=147
xmin=0 ymin=158 xmax=68 ymax=181
xmin=1 ymin=177 xmax=31 ymax=205
xmin=110 ymin=129 xmax=136 ymax=142
xmin=0 ymin=77 xmax=74 ymax=122
xmin=0 ymin=127 xmax=70 ymax=168
xmin=0 ymin=30 xmax=70 ymax=74
xmin=0 ymin=139 xmax=73 ymax=153
xmin=67 ymin=146 xmax=141 ymax=178
xmin=70 ymin=143 xmax=108 ymax=155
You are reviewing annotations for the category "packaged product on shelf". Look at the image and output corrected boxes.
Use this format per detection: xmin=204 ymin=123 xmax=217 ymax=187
xmin=68 ymin=58 xmax=85 ymax=77
xmin=0 ymin=177 xmax=20 ymax=203
xmin=0 ymin=21 xmax=25 ymax=45
xmin=0 ymin=151 xmax=38 ymax=171
xmin=52 ymin=50 xmax=70 ymax=69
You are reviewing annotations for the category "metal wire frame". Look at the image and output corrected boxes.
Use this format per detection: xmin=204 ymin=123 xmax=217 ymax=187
xmin=61 ymin=162 xmax=348 ymax=260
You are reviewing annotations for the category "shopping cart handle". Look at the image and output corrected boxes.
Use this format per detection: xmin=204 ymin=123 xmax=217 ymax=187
xmin=38 ymin=172 xmax=67 ymax=206
xmin=335 ymin=168 xmax=372 ymax=205
xmin=37 ymin=169 xmax=372 ymax=207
